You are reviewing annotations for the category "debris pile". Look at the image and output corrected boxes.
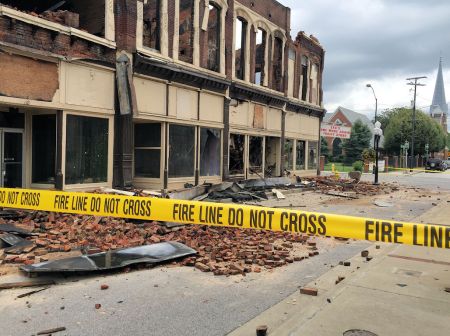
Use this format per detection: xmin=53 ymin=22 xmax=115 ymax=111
xmin=1 ymin=211 xmax=318 ymax=276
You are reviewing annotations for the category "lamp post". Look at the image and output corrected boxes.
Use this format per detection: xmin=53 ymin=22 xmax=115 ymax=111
xmin=366 ymin=84 xmax=378 ymax=151
xmin=373 ymin=121 xmax=383 ymax=185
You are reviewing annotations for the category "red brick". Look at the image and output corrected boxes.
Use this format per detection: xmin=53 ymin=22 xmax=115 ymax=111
xmin=300 ymin=287 xmax=318 ymax=296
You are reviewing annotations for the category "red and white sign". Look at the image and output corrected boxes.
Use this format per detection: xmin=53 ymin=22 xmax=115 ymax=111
xmin=321 ymin=124 xmax=352 ymax=139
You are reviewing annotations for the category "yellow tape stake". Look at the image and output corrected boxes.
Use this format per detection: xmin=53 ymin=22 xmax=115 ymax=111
xmin=0 ymin=188 xmax=448 ymax=249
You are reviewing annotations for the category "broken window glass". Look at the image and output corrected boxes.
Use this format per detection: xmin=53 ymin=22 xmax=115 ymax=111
xmin=32 ymin=115 xmax=56 ymax=184
xmin=272 ymin=37 xmax=283 ymax=91
xmin=200 ymin=128 xmax=221 ymax=176
xmin=235 ymin=17 xmax=247 ymax=80
xmin=265 ymin=137 xmax=280 ymax=177
xmin=254 ymin=28 xmax=266 ymax=85
xmin=301 ymin=56 xmax=309 ymax=101
xmin=143 ymin=0 xmax=161 ymax=51
xmin=169 ymin=124 xmax=195 ymax=178
xmin=207 ymin=3 xmax=221 ymax=72
xmin=249 ymin=136 xmax=263 ymax=174
xmin=229 ymin=133 xmax=245 ymax=175
xmin=65 ymin=115 xmax=108 ymax=185
xmin=308 ymin=141 xmax=318 ymax=170
xmin=296 ymin=140 xmax=306 ymax=170
xmin=284 ymin=139 xmax=294 ymax=170
xmin=134 ymin=123 xmax=162 ymax=178
xmin=179 ymin=0 xmax=195 ymax=63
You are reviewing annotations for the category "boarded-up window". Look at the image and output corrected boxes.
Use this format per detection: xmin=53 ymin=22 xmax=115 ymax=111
xmin=143 ymin=0 xmax=161 ymax=51
xmin=207 ymin=3 xmax=221 ymax=72
xmin=179 ymin=0 xmax=195 ymax=63
xmin=254 ymin=28 xmax=266 ymax=85
xmin=253 ymin=104 xmax=265 ymax=129
xmin=235 ymin=17 xmax=247 ymax=80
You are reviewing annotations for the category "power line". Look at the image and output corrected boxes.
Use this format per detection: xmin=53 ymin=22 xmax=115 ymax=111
xmin=406 ymin=76 xmax=427 ymax=171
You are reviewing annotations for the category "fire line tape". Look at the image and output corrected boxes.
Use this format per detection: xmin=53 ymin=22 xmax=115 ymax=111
xmin=0 ymin=188 xmax=448 ymax=249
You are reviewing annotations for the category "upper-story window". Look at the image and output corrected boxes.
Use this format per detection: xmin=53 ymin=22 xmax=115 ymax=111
xmin=254 ymin=28 xmax=266 ymax=85
xmin=272 ymin=36 xmax=283 ymax=92
xmin=1 ymin=0 xmax=114 ymax=40
xmin=311 ymin=63 xmax=320 ymax=105
xmin=235 ymin=17 xmax=247 ymax=80
xmin=143 ymin=0 xmax=161 ymax=51
xmin=207 ymin=3 xmax=221 ymax=72
xmin=179 ymin=0 xmax=195 ymax=63
xmin=300 ymin=55 xmax=309 ymax=101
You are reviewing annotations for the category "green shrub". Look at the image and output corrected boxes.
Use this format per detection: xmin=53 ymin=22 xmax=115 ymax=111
xmin=352 ymin=161 xmax=363 ymax=172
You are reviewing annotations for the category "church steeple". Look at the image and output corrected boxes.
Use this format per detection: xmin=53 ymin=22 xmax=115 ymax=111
xmin=430 ymin=58 xmax=448 ymax=131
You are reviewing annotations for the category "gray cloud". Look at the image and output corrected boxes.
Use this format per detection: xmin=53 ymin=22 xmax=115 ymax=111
xmin=281 ymin=0 xmax=450 ymax=110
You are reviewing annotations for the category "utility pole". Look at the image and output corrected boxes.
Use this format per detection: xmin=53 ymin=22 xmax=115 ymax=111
xmin=406 ymin=76 xmax=427 ymax=172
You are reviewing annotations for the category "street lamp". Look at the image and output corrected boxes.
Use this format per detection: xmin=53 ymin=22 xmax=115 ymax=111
xmin=366 ymin=84 xmax=378 ymax=123
xmin=373 ymin=121 xmax=383 ymax=185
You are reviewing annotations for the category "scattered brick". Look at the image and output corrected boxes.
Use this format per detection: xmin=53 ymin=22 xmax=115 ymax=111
xmin=361 ymin=250 xmax=369 ymax=257
xmin=95 ymin=303 xmax=101 ymax=309
xmin=300 ymin=287 xmax=318 ymax=296
xmin=100 ymin=284 xmax=109 ymax=290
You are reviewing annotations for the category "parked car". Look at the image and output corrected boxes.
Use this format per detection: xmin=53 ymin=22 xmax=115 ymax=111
xmin=444 ymin=160 xmax=450 ymax=170
xmin=425 ymin=158 xmax=447 ymax=171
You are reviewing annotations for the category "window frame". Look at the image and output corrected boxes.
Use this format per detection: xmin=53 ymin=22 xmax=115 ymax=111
xmin=62 ymin=112 xmax=113 ymax=190
xmin=133 ymin=122 xmax=164 ymax=180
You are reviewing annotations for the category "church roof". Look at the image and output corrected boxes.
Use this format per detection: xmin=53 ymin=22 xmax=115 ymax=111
xmin=430 ymin=58 xmax=448 ymax=115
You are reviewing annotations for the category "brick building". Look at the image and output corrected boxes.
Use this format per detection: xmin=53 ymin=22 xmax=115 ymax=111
xmin=0 ymin=0 xmax=325 ymax=191
xmin=323 ymin=107 xmax=376 ymax=159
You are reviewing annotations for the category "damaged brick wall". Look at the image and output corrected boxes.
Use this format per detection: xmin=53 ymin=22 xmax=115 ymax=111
xmin=0 ymin=16 xmax=115 ymax=63
xmin=294 ymin=32 xmax=325 ymax=105
xmin=0 ymin=53 xmax=59 ymax=101
xmin=70 ymin=0 xmax=106 ymax=37
xmin=178 ymin=0 xmax=195 ymax=63
xmin=236 ymin=0 xmax=290 ymax=33
xmin=115 ymin=0 xmax=137 ymax=52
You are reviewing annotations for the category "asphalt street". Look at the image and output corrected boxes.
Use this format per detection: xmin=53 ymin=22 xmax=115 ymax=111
xmin=0 ymin=173 xmax=447 ymax=336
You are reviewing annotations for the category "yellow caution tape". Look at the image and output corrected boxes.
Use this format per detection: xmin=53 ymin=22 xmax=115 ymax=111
xmin=0 ymin=188 xmax=448 ymax=249
xmin=389 ymin=167 xmax=449 ymax=173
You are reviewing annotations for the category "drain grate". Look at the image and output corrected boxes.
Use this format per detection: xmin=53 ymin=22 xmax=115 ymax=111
xmin=343 ymin=330 xmax=378 ymax=336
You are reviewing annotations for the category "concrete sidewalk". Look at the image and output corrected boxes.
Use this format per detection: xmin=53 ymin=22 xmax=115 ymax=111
xmin=229 ymin=198 xmax=450 ymax=336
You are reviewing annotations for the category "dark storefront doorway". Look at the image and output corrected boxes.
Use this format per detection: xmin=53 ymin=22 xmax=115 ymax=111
xmin=1 ymin=130 xmax=23 ymax=187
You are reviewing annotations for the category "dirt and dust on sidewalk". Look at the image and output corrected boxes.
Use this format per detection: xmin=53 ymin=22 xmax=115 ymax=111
xmin=229 ymin=195 xmax=450 ymax=336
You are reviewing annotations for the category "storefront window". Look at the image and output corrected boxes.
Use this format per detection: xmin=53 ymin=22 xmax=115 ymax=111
xmin=65 ymin=115 xmax=108 ymax=185
xmin=249 ymin=136 xmax=263 ymax=174
xmin=229 ymin=133 xmax=245 ymax=175
xmin=134 ymin=123 xmax=161 ymax=178
xmin=308 ymin=141 xmax=318 ymax=170
xmin=169 ymin=124 xmax=195 ymax=178
xmin=296 ymin=140 xmax=306 ymax=170
xmin=284 ymin=139 xmax=294 ymax=170
xmin=32 ymin=115 xmax=55 ymax=184
xmin=200 ymin=128 xmax=221 ymax=176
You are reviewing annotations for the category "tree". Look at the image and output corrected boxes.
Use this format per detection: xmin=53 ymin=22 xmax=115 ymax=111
xmin=375 ymin=108 xmax=401 ymax=130
xmin=320 ymin=136 xmax=330 ymax=160
xmin=383 ymin=108 xmax=447 ymax=155
xmin=342 ymin=120 xmax=372 ymax=164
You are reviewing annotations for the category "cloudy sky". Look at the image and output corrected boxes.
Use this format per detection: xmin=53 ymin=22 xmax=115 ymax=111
xmin=283 ymin=0 xmax=450 ymax=121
